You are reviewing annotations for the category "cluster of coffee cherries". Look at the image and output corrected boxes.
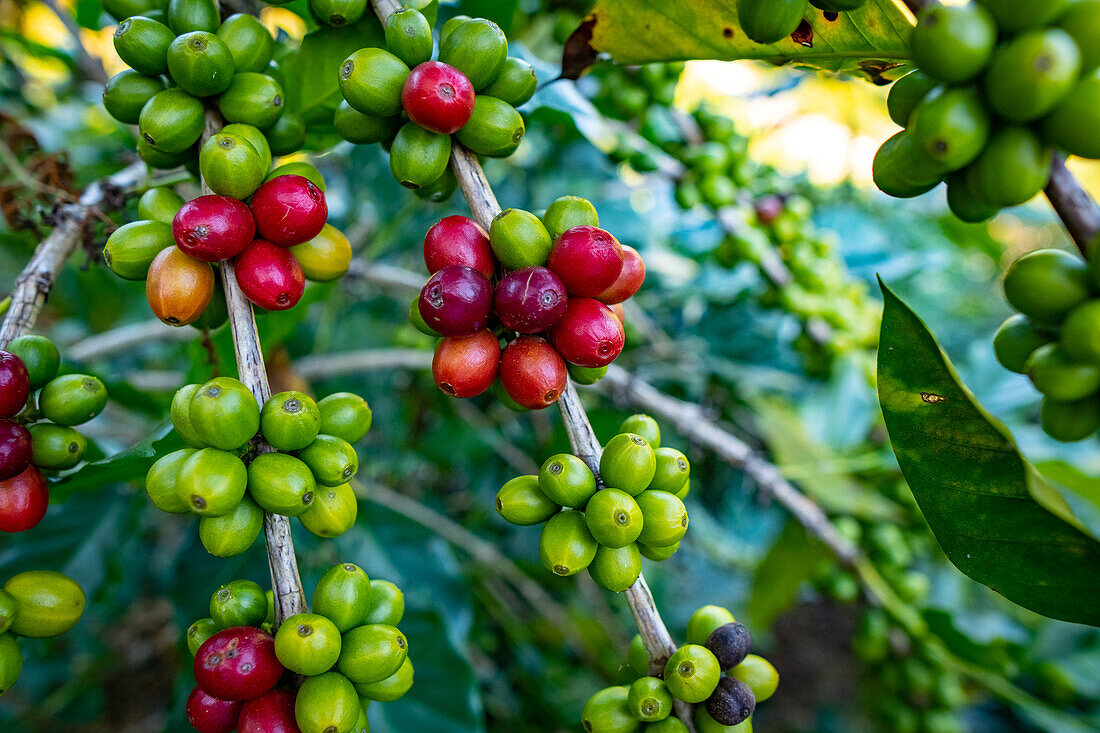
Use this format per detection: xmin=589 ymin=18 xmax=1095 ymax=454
xmin=0 ymin=570 xmax=86 ymax=698
xmin=496 ymin=414 xmax=689 ymax=591
xmin=585 ymin=605 xmax=778 ymax=732
xmin=146 ymin=378 xmax=370 ymax=553
xmin=102 ymin=0 xmax=305 ymax=167
xmin=337 ymin=9 xmax=535 ymax=198
xmin=105 ymin=166 xmax=343 ymax=324
xmin=878 ymin=0 xmax=1100 ymax=220
xmin=412 ymin=197 xmax=644 ymax=407
xmin=736 ymin=0 xmax=868 ymax=45
xmin=185 ymin=564 xmax=410 ymax=732
xmin=0 ymin=336 xmax=108 ymax=532
xmin=993 ymin=247 xmax=1100 ymax=441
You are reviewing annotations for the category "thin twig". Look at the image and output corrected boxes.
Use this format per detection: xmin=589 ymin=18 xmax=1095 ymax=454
xmin=1045 ymin=154 xmax=1100 ymax=256
xmin=39 ymin=0 xmax=108 ymax=83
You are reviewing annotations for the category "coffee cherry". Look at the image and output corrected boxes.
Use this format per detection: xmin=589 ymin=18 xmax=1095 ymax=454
xmin=730 ymin=654 xmax=778 ymax=702
xmin=339 ymin=47 xmax=409 ymax=117
xmin=194 ymin=627 xmax=283 ymax=701
xmin=313 ymin=562 xmax=372 ymax=633
xmin=299 ymin=481 xmax=357 ymax=538
xmin=210 ymin=579 xmax=268 ymax=629
xmin=167 ymin=31 xmax=235 ymax=97
xmin=908 ymin=86 xmax=989 ymax=172
xmin=295 ymin=672 xmax=360 ymax=731
xmin=173 ymin=195 xmax=256 ymax=262
xmin=261 ymin=391 xmax=321 ymax=451
xmin=539 ymin=453 xmax=597 ymax=508
xmin=147 ymin=246 xmax=215 ymax=327
xmin=909 ymin=3 xmax=995 ymax=84
xmin=216 ymin=12 xmax=274 ymax=73
xmin=274 ymin=612 xmax=342 ymax=676
xmin=887 ymin=70 xmax=937 ymax=128
xmin=103 ymin=69 xmax=165 ymax=125
xmin=627 ymin=676 xmax=673 ymax=722
xmin=618 ymin=414 xmax=660 ymax=449
xmin=489 ymin=208 xmax=552 ymax=270
xmin=482 ymin=57 xmax=538 ymax=107
xmin=186 ymin=685 xmax=243 ymax=733
xmin=945 ymin=171 xmax=998 ymax=224
xmin=549 ymin=297 xmax=625 ymax=368
xmin=177 ymin=448 xmax=248 ymax=516
xmin=588 ymin=543 xmax=641 ymax=592
xmin=0 ymin=351 xmax=29 ymax=418
xmin=419 ymin=265 xmax=493 ymax=336
xmin=965 ymin=126 xmax=1051 ymax=208
xmin=237 ymin=689 xmax=298 ymax=733
xmin=548 ymin=226 xmax=625 ymax=297
xmin=1040 ymin=69 xmax=1100 ymax=160
xmin=384 ymin=7 xmax=433 ymax=67
xmin=0 ymin=420 xmax=31 ymax=481
xmin=218 ymin=73 xmax=285 ymax=131
xmin=1057 ymin=1 xmax=1100 ymax=74
xmin=1061 ymin=300 xmax=1100 ymax=363
xmin=0 ymin=591 xmax=17 ymax=635
xmin=432 ymin=329 xmax=500 ymax=398
xmin=40 ymin=373 xmax=108 ymax=426
xmin=199 ymin=495 xmax=262 ymax=556
xmin=636 ymin=489 xmax=689 ymax=547
xmin=646 ymin=718 xmax=689 ymax=733
xmin=580 ymin=686 xmax=635 ymax=733
xmin=737 ymin=0 xmax=805 ymax=44
xmin=337 ymin=623 xmax=408 ymax=684
xmin=1040 ymin=396 xmax=1100 ymax=442
xmin=499 ymin=336 xmax=567 ymax=409
xmin=665 ymin=644 xmax=721 ymax=703
xmin=1027 ymin=343 xmax=1100 ymax=402
xmin=687 ymin=605 xmax=736 ymax=647
xmin=250 ymin=175 xmax=328 ymax=246
xmin=981 ymin=0 xmax=1069 ymax=35
xmin=389 ymin=122 xmax=452 ymax=189
xmin=705 ymin=677 xmax=755 ymax=727
xmin=290 ymin=224 xmax=352 ymax=283
xmin=872 ymin=131 xmax=942 ymax=199
xmin=596 ymin=245 xmax=645 ymax=305
xmin=542 ymin=196 xmax=599 ymax=242
xmin=1003 ymin=249 xmax=1090 ymax=325
xmin=190 ymin=377 xmax=261 ymax=450
xmin=585 ymin=488 xmax=643 ymax=548
xmin=354 ymin=657 xmax=414 ymax=702
xmin=437 ymin=17 xmax=507 ymax=90
xmin=187 ymin=618 xmax=219 ymax=656
xmin=365 ymin=579 xmax=404 ymax=626
xmin=113 ymin=16 xmax=173 ymax=76
xmin=401 ymin=61 xmax=475 ymax=135
xmin=248 ymin=453 xmax=316 ymax=516
xmin=0 ymin=466 xmax=47 ymax=532
xmin=4 ymin=570 xmax=84 ymax=637
xmin=103 ymin=220 xmax=174 ymax=280
xmin=496 ymin=475 xmax=561 ymax=525
xmin=494 ymin=267 xmax=568 ymax=334
xmin=297 ymin=433 xmax=358 ymax=487
xmin=539 ymin=509 xmax=598 ymax=576
xmin=985 ymin=29 xmax=1081 ymax=123
xmin=317 ymin=392 xmax=372 ymax=445
xmin=28 ymin=423 xmax=85 ymax=471
xmin=569 ymin=364 xmax=608 ymax=386
xmin=650 ymin=447 xmax=690 ymax=493
xmin=706 ymin=622 xmax=752 ymax=670
xmin=7 ymin=335 xmax=58 ymax=391
xmin=200 ymin=132 xmax=266 ymax=200
xmin=423 ymin=215 xmax=495 ymax=279
xmin=236 ymin=238 xmax=306 ymax=311
xmin=600 ymin=433 xmax=656 ymax=496
xmin=146 ymin=448 xmax=195 ymax=514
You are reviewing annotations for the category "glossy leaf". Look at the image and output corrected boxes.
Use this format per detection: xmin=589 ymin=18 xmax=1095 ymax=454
xmin=877 ymin=281 xmax=1100 ymax=627
xmin=51 ymin=419 xmax=179 ymax=500
xmin=280 ymin=17 xmax=385 ymax=118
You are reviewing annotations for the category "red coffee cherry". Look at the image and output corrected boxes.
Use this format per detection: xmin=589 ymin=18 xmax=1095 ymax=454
xmin=596 ymin=245 xmax=645 ymax=305
xmin=235 ymin=239 xmax=305 ymax=311
xmin=250 ymin=175 xmax=328 ymax=246
xmin=432 ymin=329 xmax=501 ymax=398
xmin=547 ymin=226 xmax=624 ymax=297
xmin=172 ymin=195 xmax=256 ymax=262
xmin=610 ymin=302 xmax=625 ymax=325
xmin=0 ymin=465 xmax=48 ymax=533
xmin=499 ymin=336 xmax=567 ymax=410
xmin=0 ymin=419 xmax=32 ymax=481
xmin=237 ymin=689 xmax=301 ymax=733
xmin=402 ymin=61 xmax=476 ymax=135
xmin=754 ymin=194 xmax=784 ymax=225
xmin=186 ymin=685 xmax=244 ymax=733
xmin=193 ymin=627 xmax=283 ymax=701
xmin=549 ymin=297 xmax=625 ymax=368
xmin=418 ymin=265 xmax=493 ymax=336
xmin=423 ymin=215 xmax=495 ymax=279
xmin=0 ymin=350 xmax=30 ymax=418
xmin=494 ymin=266 xmax=568 ymax=334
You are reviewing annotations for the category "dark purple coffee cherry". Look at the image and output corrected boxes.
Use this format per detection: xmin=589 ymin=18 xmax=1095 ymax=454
xmin=494 ymin=266 xmax=568 ymax=334
xmin=0 ymin=419 xmax=32 ymax=481
xmin=706 ymin=676 xmax=755 ymax=726
xmin=418 ymin=265 xmax=493 ymax=336
xmin=706 ymin=622 xmax=752 ymax=670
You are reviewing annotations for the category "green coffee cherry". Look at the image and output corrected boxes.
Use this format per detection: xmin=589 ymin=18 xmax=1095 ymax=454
xmin=628 ymin=634 xmax=649 ymax=676
xmin=993 ymin=314 xmax=1053 ymax=374
xmin=646 ymin=717 xmax=689 ymax=733
xmin=617 ymin=414 xmax=659 ymax=449
xmin=265 ymin=113 xmax=306 ymax=156
xmin=580 ymin=686 xmax=638 ymax=733
xmin=335 ymin=101 xmax=402 ymax=145
xmin=686 ymin=605 xmax=736 ymax=647
xmin=145 ymin=448 xmax=196 ymax=514
xmin=584 ymin=488 xmax=642 ymax=548
xmin=310 ymin=0 xmax=367 ymax=26
xmin=600 ymin=433 xmax=657 ymax=496
xmin=102 ymin=0 xmax=153 ymax=21
xmin=569 ymin=364 xmax=608 ymax=385
xmin=384 ymin=8 xmax=433 ymax=68
xmin=3 ymin=571 xmax=85 ymax=638
xmin=639 ymin=540 xmax=680 ymax=562
xmin=7 ymin=335 xmax=59 ymax=390
xmin=886 ymin=70 xmax=937 ymax=128
xmin=114 ymin=16 xmax=174 ymax=76
xmin=0 ymin=635 xmax=20 ymax=694
xmin=339 ymin=47 xmax=409 ymax=117
xmin=909 ymin=3 xmax=995 ymax=84
xmin=354 ymin=657 xmax=413 ymax=702
xmin=139 ymin=88 xmax=205 ymax=153
xmin=299 ymin=480 xmax=357 ymax=538
xmin=167 ymin=31 xmax=235 ymax=97
xmin=296 ymin=672 xmax=360 ymax=733
xmin=218 ymin=72 xmax=285 ymax=130
xmin=103 ymin=219 xmax=173 ymax=280
xmin=190 ymin=377 xmax=260 ymax=450
xmin=413 ymin=163 xmax=458 ymax=203
xmin=1026 ymin=344 xmax=1100 ymax=402
xmin=636 ymin=490 xmax=688 ymax=547
xmin=496 ymin=475 xmax=560 ymax=525
xmin=539 ymin=510 xmax=598 ymax=576
xmin=168 ymin=0 xmax=219 ymax=33
xmin=337 ymin=623 xmax=408 ymax=684
xmin=908 ymin=86 xmax=989 ymax=172
xmin=872 ymin=131 xmax=941 ymax=199
xmin=737 ymin=0 xmax=807 ymax=45
xmin=979 ymin=0 xmax=1069 ymax=34
xmin=984 ymin=28 xmax=1081 ymax=122
xmin=209 ymin=579 xmax=267 ymax=628
xmin=186 ymin=617 xmax=218 ymax=655
xmin=217 ymin=123 xmax=270 ymax=177
xmin=261 ymin=390 xmax=321 ymax=451
xmin=730 ymin=653 xmax=778 ymax=702
xmin=1062 ymin=300 xmax=1100 ymax=363
xmin=1002 ymin=249 xmax=1090 ymax=325
xmin=176 ymin=448 xmax=248 ymax=516
xmin=455 ymin=96 xmax=524 ymax=158
xmin=364 ymin=579 xmax=404 ymax=626
xmin=137 ymin=186 xmax=185 ymax=224
xmin=482 ymin=57 xmax=538 ymax=107
xmin=965 ymin=126 xmax=1051 ymax=208
xmin=489 ymin=208 xmax=552 ymax=269
xmin=247 ymin=452 xmax=316 ymax=516
xmin=1057 ymin=1 xmax=1100 ymax=73
xmin=137 ymin=138 xmax=194 ymax=169
xmin=650 ymin=447 xmax=689 ymax=493
xmin=1040 ymin=69 xmax=1100 ymax=160
xmin=694 ymin=706 xmax=748 ymax=733
xmin=199 ymin=495 xmax=263 ymax=556
xmin=275 ymin=612 xmax=342 ymax=675
xmin=102 ymin=70 xmax=166 ymax=125
xmin=200 ymin=132 xmax=265 ymax=200
xmin=539 ymin=454 xmax=597 ymax=508
xmin=28 ymin=423 xmax=86 ymax=471
xmin=298 ymin=434 xmax=358 ymax=486
xmin=390 ymin=122 xmax=451 ymax=190
xmin=542 ymin=196 xmax=598 ymax=243
xmin=1041 ymin=396 xmax=1100 ymax=442
xmin=40 ymin=374 xmax=108 ymax=426
xmin=437 ymin=18 xmax=507 ymax=90
xmin=0 ymin=591 xmax=18 ymax=636
xmin=171 ymin=384 xmax=206 ymax=447
xmin=439 ymin=14 xmax=470 ymax=47
xmin=945 ymin=171 xmax=998 ymax=224
xmin=588 ymin=543 xmax=641 ymax=592
xmin=627 ymin=676 xmax=673 ymax=722
xmin=674 ymin=478 xmax=691 ymax=502
xmin=313 ymin=562 xmax=372 ymax=633
xmin=664 ymin=644 xmax=721 ymax=703
xmin=315 ymin=393 xmax=371 ymax=445
xmin=216 ymin=13 xmax=274 ymax=72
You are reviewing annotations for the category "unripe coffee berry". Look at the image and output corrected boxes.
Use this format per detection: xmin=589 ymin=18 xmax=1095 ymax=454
xmin=499 ymin=335 xmax=567 ymax=410
xmin=235 ymin=239 xmax=305 ymax=311
xmin=402 ymin=61 xmax=476 ymax=135
xmin=432 ymin=329 xmax=500 ymax=398
xmin=494 ymin=266 xmax=568 ymax=333
xmin=423 ymin=215 xmax=495 ymax=278
xmin=706 ymin=622 xmax=752 ymax=670
xmin=549 ymin=297 xmax=625 ymax=368
xmin=547 ymin=226 xmax=624 ymax=297
xmin=419 ymin=265 xmax=493 ymax=336
xmin=173 ymin=194 xmax=256 ymax=262
xmin=249 ymin=175 xmax=328 ymax=246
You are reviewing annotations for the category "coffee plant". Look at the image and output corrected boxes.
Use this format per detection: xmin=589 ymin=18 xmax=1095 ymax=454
xmin=0 ymin=0 xmax=1099 ymax=731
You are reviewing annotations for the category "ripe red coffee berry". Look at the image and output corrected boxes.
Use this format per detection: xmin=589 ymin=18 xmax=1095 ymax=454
xmin=402 ymin=61 xmax=476 ymax=135
xmin=500 ymin=336 xmax=567 ymax=409
xmin=424 ymin=215 xmax=495 ymax=278
xmin=433 ymin=329 xmax=501 ymax=398
xmin=0 ymin=350 xmax=30 ymax=418
xmin=419 ymin=265 xmax=493 ymax=336
xmin=494 ymin=266 xmax=568 ymax=333
xmin=549 ymin=297 xmax=625 ymax=368
xmin=238 ymin=689 xmax=301 ymax=733
xmin=250 ymin=175 xmax=328 ymax=246
xmin=186 ymin=686 xmax=244 ymax=733
xmin=235 ymin=239 xmax=305 ymax=311
xmin=0 ymin=465 xmax=48 ymax=532
xmin=193 ymin=627 xmax=283 ymax=701
xmin=0 ymin=419 xmax=32 ymax=482
xmin=547 ymin=226 xmax=624 ymax=297
xmin=754 ymin=194 xmax=784 ymax=225
xmin=596 ymin=245 xmax=645 ymax=305
xmin=173 ymin=195 xmax=256 ymax=262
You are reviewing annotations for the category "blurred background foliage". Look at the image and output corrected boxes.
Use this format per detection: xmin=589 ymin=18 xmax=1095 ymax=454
xmin=1 ymin=0 xmax=1099 ymax=731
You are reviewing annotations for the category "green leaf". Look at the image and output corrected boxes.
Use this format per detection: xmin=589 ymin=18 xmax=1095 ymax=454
xmin=877 ymin=281 xmax=1100 ymax=627
xmin=563 ymin=0 xmax=913 ymax=82
xmin=50 ymin=419 xmax=180 ymax=501
xmin=748 ymin=519 xmax=825 ymax=629
xmin=280 ymin=17 xmax=385 ymax=118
